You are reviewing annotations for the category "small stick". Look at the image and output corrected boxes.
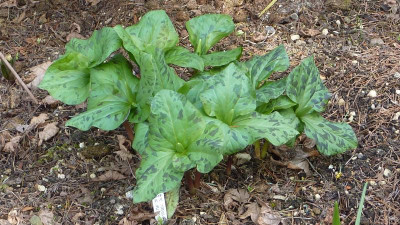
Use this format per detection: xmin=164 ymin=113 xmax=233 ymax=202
xmin=0 ymin=52 xmax=39 ymax=104
xmin=259 ymin=0 xmax=278 ymax=17
xmin=193 ymin=169 xmax=201 ymax=189
xmin=226 ymin=155 xmax=233 ymax=176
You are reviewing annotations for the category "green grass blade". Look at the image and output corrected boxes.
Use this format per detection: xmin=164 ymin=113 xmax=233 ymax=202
xmin=332 ymin=201 xmax=341 ymax=225
xmin=355 ymin=182 xmax=368 ymax=225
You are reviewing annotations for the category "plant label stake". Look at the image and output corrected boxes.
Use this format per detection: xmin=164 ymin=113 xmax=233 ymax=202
xmin=152 ymin=193 xmax=168 ymax=223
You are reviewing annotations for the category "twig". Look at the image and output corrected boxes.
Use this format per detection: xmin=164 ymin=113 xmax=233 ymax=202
xmin=259 ymin=0 xmax=278 ymax=17
xmin=0 ymin=52 xmax=39 ymax=104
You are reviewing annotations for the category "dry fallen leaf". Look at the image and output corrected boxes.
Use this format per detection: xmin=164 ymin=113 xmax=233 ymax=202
xmin=94 ymin=170 xmax=126 ymax=181
xmin=119 ymin=217 xmax=138 ymax=225
xmin=38 ymin=122 xmax=59 ymax=145
xmin=42 ymin=95 xmax=60 ymax=106
xmin=66 ymin=32 xmax=85 ymax=42
xmin=30 ymin=113 xmax=49 ymax=125
xmin=115 ymin=135 xmax=133 ymax=161
xmin=3 ymin=136 xmax=22 ymax=152
xmin=0 ymin=0 xmax=17 ymax=8
xmin=239 ymin=202 xmax=260 ymax=222
xmin=7 ymin=209 xmax=20 ymax=225
xmin=302 ymin=28 xmax=320 ymax=37
xmin=224 ymin=189 xmax=250 ymax=210
xmin=257 ymin=202 xmax=282 ymax=225
xmin=27 ymin=61 xmax=52 ymax=89
xmin=38 ymin=209 xmax=57 ymax=225
xmin=72 ymin=212 xmax=85 ymax=222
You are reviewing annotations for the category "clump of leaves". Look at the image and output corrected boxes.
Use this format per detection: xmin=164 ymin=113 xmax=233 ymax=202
xmin=39 ymin=10 xmax=358 ymax=219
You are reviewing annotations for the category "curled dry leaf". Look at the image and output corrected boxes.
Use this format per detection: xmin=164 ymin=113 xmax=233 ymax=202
xmin=66 ymin=32 xmax=85 ymax=42
xmin=224 ymin=189 xmax=250 ymax=210
xmin=30 ymin=113 xmax=49 ymax=125
xmin=94 ymin=170 xmax=126 ymax=181
xmin=3 ymin=136 xmax=22 ymax=152
xmin=27 ymin=61 xmax=52 ymax=89
xmin=115 ymin=135 xmax=133 ymax=161
xmin=239 ymin=202 xmax=260 ymax=222
xmin=257 ymin=202 xmax=282 ymax=225
xmin=38 ymin=122 xmax=59 ymax=146
xmin=119 ymin=217 xmax=138 ymax=225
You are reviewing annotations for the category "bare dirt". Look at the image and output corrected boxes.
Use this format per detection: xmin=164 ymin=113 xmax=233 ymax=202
xmin=1 ymin=0 xmax=399 ymax=224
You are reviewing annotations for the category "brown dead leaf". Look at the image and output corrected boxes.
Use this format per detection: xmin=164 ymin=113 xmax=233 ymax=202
xmin=86 ymin=0 xmax=102 ymax=6
xmin=30 ymin=113 xmax=49 ymax=125
xmin=72 ymin=212 xmax=85 ymax=222
xmin=302 ymin=28 xmax=320 ymax=37
xmin=3 ymin=136 xmax=22 ymax=152
xmin=94 ymin=171 xmax=126 ymax=181
xmin=21 ymin=206 xmax=34 ymax=212
xmin=115 ymin=135 xmax=133 ymax=161
xmin=66 ymin=32 xmax=85 ymax=42
xmin=38 ymin=122 xmax=59 ymax=145
xmin=224 ymin=189 xmax=250 ymax=210
xmin=256 ymin=202 xmax=282 ymax=225
xmin=42 ymin=95 xmax=60 ymax=106
xmin=7 ymin=209 xmax=21 ymax=224
xmin=119 ymin=218 xmax=138 ymax=225
xmin=0 ymin=0 xmax=16 ymax=8
xmin=38 ymin=209 xmax=55 ymax=225
xmin=239 ymin=202 xmax=260 ymax=222
xmin=303 ymin=137 xmax=316 ymax=149
xmin=27 ymin=61 xmax=52 ymax=89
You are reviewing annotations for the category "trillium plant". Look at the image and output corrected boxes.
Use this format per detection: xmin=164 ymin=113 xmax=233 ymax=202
xmin=39 ymin=10 xmax=357 ymax=218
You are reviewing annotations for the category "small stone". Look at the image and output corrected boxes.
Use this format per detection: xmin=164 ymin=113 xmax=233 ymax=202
xmin=336 ymin=20 xmax=341 ymax=26
xmin=370 ymin=38 xmax=384 ymax=45
xmin=367 ymin=90 xmax=377 ymax=98
xmin=392 ymin=112 xmax=400 ymax=121
xmin=57 ymin=174 xmax=65 ymax=179
xmin=379 ymin=181 xmax=386 ymax=185
xmin=383 ymin=168 xmax=391 ymax=177
xmin=125 ymin=190 xmax=133 ymax=199
xmin=291 ymin=34 xmax=300 ymax=41
xmin=394 ymin=72 xmax=400 ymax=78
xmin=315 ymin=194 xmax=321 ymax=201
xmin=200 ymin=212 xmax=206 ymax=215
xmin=351 ymin=156 xmax=357 ymax=160
xmin=37 ymin=184 xmax=47 ymax=192
xmin=328 ymin=164 xmax=334 ymax=170
xmin=114 ymin=204 xmax=124 ymax=215
xmin=395 ymin=130 xmax=399 ymax=134
xmin=265 ymin=26 xmax=276 ymax=36
xmin=322 ymin=28 xmax=328 ymax=35
xmin=338 ymin=98 xmax=345 ymax=106
xmin=101 ymin=187 xmax=106 ymax=192
xmin=369 ymin=180 xmax=377 ymax=186
xmin=290 ymin=13 xmax=299 ymax=21
xmin=345 ymin=190 xmax=349 ymax=194
xmin=79 ymin=142 xmax=85 ymax=148
xmin=371 ymin=104 xmax=375 ymax=109
xmin=357 ymin=153 xmax=364 ymax=159
xmin=90 ymin=173 xmax=96 ymax=179
xmin=351 ymin=60 xmax=358 ymax=65
xmin=396 ymin=90 xmax=400 ymax=95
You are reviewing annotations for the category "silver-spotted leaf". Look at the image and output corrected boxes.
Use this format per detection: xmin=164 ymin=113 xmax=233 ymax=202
xmin=286 ymin=56 xmax=331 ymax=117
xmin=165 ymin=46 xmax=205 ymax=71
xmin=200 ymin=63 xmax=256 ymax=125
xmin=65 ymin=27 xmax=122 ymax=68
xmin=186 ymin=14 xmax=235 ymax=55
xmin=38 ymin=52 xmax=90 ymax=105
xmin=202 ymin=47 xmax=242 ymax=67
xmin=301 ymin=112 xmax=358 ymax=155
xmin=244 ymin=45 xmax=289 ymax=88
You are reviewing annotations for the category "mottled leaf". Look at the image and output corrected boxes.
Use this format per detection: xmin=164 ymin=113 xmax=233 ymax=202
xmin=166 ymin=185 xmax=180 ymax=219
xmin=65 ymin=27 xmax=122 ymax=67
xmin=278 ymin=108 xmax=302 ymax=147
xmin=202 ymin=47 xmax=242 ymax=67
xmin=165 ymin=46 xmax=204 ymax=71
xmin=132 ymin=122 xmax=150 ymax=156
xmin=186 ymin=14 xmax=235 ymax=55
xmin=256 ymin=77 xmax=287 ymax=104
xmin=257 ymin=95 xmax=296 ymax=114
xmin=200 ymin=63 xmax=256 ymax=125
xmin=301 ymin=112 xmax=358 ymax=155
xmin=38 ymin=52 xmax=90 ymax=105
xmin=244 ymin=45 xmax=289 ymax=88
xmin=286 ymin=56 xmax=331 ymax=117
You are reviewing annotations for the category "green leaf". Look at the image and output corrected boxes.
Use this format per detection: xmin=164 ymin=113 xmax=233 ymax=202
xmin=244 ymin=45 xmax=289 ymax=88
xmin=133 ymin=90 xmax=224 ymax=203
xmin=256 ymin=77 xmax=287 ymax=104
xmin=165 ymin=46 xmax=204 ymax=71
xmin=257 ymin=95 xmax=296 ymax=114
xmin=333 ymin=201 xmax=341 ymax=225
xmin=115 ymin=10 xmax=178 ymax=54
xmin=134 ymin=48 xmax=185 ymax=122
xmin=277 ymin=108 xmax=302 ymax=147
xmin=233 ymin=111 xmax=299 ymax=147
xmin=65 ymin=55 xmax=138 ymax=131
xmin=200 ymin=63 xmax=256 ymax=125
xmin=38 ymin=52 xmax=90 ymax=105
xmin=65 ymin=27 xmax=122 ymax=68
xmin=132 ymin=122 xmax=149 ymax=156
xmin=201 ymin=47 xmax=242 ymax=67
xmin=166 ymin=185 xmax=180 ymax=219
xmin=301 ymin=112 xmax=358 ymax=155
xmin=286 ymin=56 xmax=331 ymax=117
xmin=186 ymin=14 xmax=235 ymax=55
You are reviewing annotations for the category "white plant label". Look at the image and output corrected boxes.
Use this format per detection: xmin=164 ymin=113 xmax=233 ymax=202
xmin=152 ymin=193 xmax=168 ymax=223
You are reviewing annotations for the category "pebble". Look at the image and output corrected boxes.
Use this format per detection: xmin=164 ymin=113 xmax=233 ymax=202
xmin=379 ymin=181 xmax=386 ymax=185
xmin=357 ymin=153 xmax=364 ymax=159
xmin=336 ymin=20 xmax=341 ymax=26
xmin=370 ymin=38 xmax=384 ymax=45
xmin=291 ymin=34 xmax=300 ymax=41
xmin=79 ymin=142 xmax=85 ymax=148
xmin=328 ymin=164 xmax=334 ymax=170
xmin=37 ymin=184 xmax=47 ymax=192
xmin=348 ymin=111 xmax=356 ymax=122
xmin=265 ymin=26 xmax=276 ymax=36
xmin=315 ymin=194 xmax=321 ymax=201
xmin=322 ymin=28 xmax=329 ymax=35
xmin=114 ymin=204 xmax=124 ymax=215
xmin=396 ymin=90 xmax=400 ymax=95
xmin=351 ymin=60 xmax=358 ymax=65
xmin=383 ymin=168 xmax=392 ymax=177
xmin=394 ymin=72 xmax=400 ymax=78
xmin=90 ymin=173 xmax=96 ymax=179
xmin=367 ymin=90 xmax=377 ymax=98
xmin=371 ymin=104 xmax=375 ymax=109
xmin=290 ymin=13 xmax=299 ymax=21
xmin=57 ymin=174 xmax=65 ymax=179
xmin=369 ymin=180 xmax=377 ymax=186
xmin=338 ymin=98 xmax=345 ymax=106
xmin=393 ymin=112 xmax=400 ymax=121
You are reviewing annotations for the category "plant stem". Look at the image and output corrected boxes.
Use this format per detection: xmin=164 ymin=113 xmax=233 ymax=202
xmin=254 ymin=140 xmax=261 ymax=159
xmin=194 ymin=169 xmax=201 ymax=189
xmin=185 ymin=171 xmax=196 ymax=195
xmin=261 ymin=140 xmax=269 ymax=159
xmin=123 ymin=120 xmax=134 ymax=142
xmin=226 ymin=155 xmax=233 ymax=176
